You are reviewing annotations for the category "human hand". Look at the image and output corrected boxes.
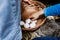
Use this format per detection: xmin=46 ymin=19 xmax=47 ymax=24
xmin=29 ymin=9 xmax=44 ymax=20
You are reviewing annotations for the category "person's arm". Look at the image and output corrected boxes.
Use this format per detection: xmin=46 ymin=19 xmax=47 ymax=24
xmin=43 ymin=4 xmax=60 ymax=16
xmin=29 ymin=4 xmax=60 ymax=20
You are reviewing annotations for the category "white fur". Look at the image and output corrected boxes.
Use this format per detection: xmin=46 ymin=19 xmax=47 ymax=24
xmin=25 ymin=19 xmax=31 ymax=23
xmin=30 ymin=22 xmax=36 ymax=28
xmin=20 ymin=21 xmax=25 ymax=25
xmin=24 ymin=23 xmax=30 ymax=28
xmin=47 ymin=16 xmax=54 ymax=20
xmin=20 ymin=19 xmax=37 ymax=28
